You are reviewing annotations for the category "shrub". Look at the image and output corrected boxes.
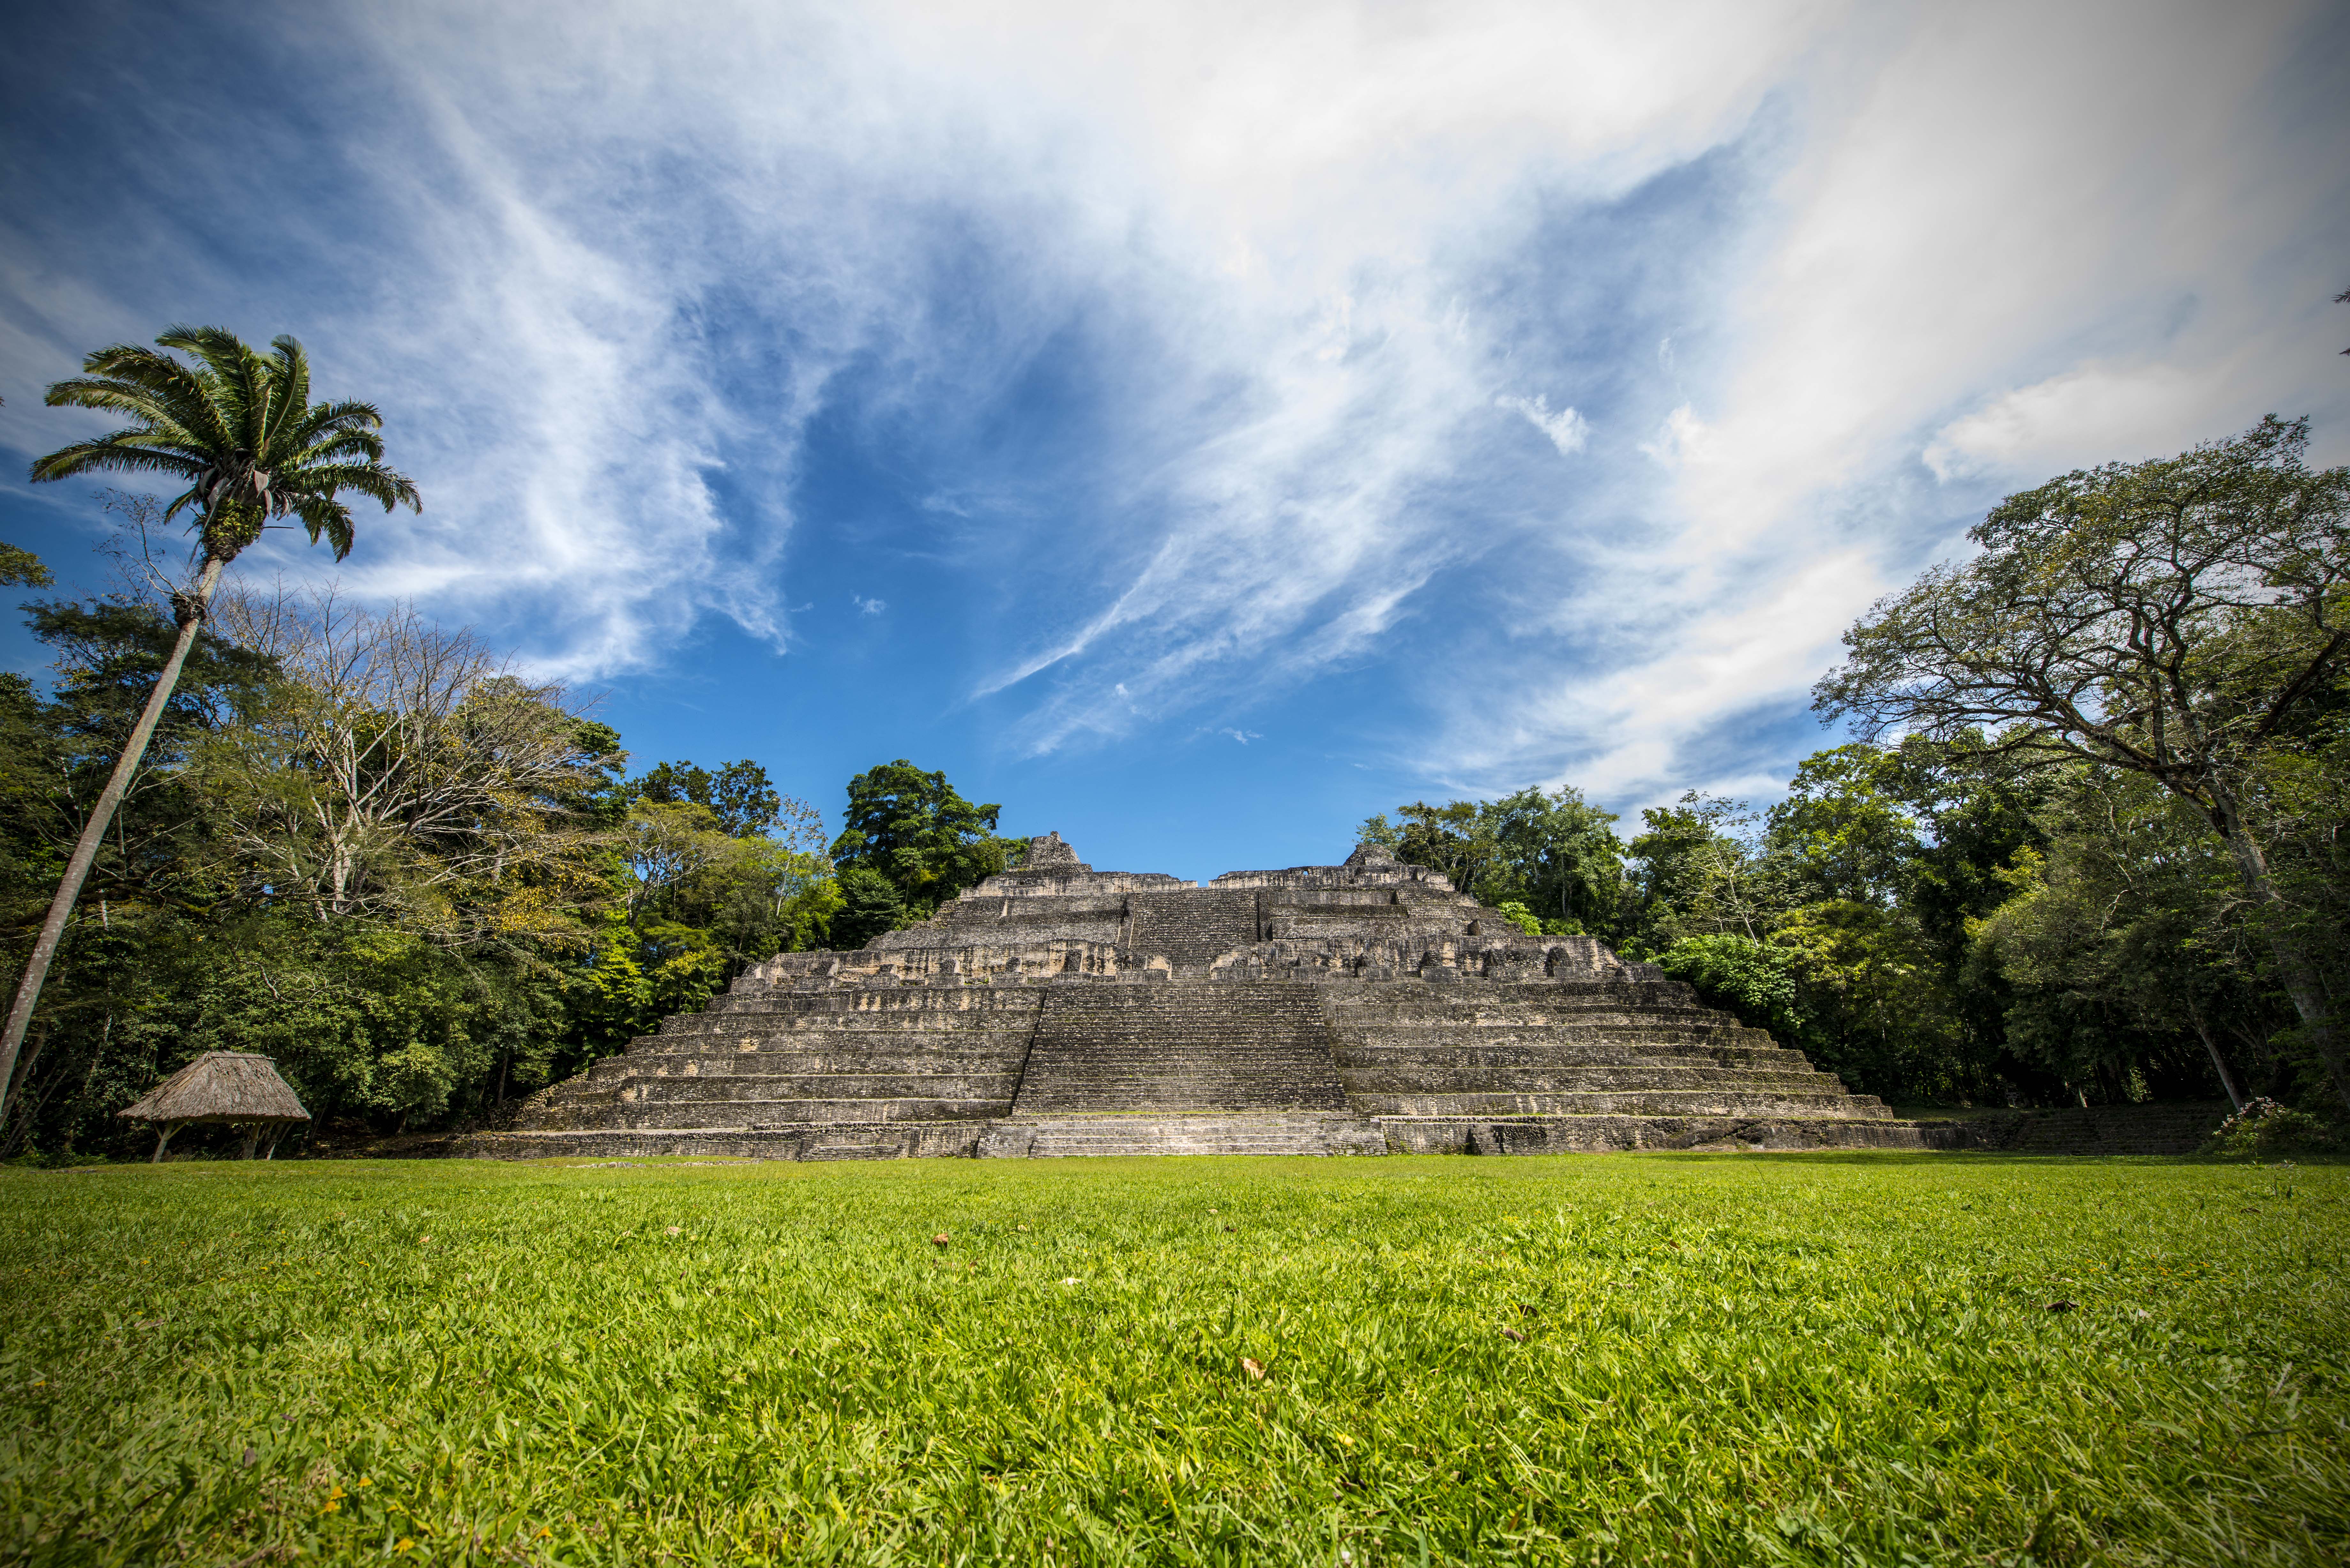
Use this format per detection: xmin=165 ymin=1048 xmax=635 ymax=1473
xmin=1494 ymin=901 xmax=1543 ymax=937
xmin=2202 ymin=1097 xmax=2339 ymax=1157
xmin=1657 ymin=934 xmax=1805 ymax=1040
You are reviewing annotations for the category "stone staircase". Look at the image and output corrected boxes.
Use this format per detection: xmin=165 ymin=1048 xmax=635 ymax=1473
xmin=462 ymin=982 xmax=1043 ymax=1160
xmin=1013 ymin=981 xmax=1353 ymax=1113
xmin=979 ymin=1113 xmax=1387 ymax=1158
xmin=1128 ymin=891 xmax=1261 ymax=970
xmin=1326 ymin=978 xmax=1927 ymax=1152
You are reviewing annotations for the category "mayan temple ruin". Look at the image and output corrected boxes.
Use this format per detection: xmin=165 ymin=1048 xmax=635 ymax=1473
xmin=471 ymin=834 xmax=1944 ymax=1159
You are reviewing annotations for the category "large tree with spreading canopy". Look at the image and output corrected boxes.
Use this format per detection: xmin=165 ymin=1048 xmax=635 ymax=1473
xmin=1814 ymin=416 xmax=2350 ymax=1109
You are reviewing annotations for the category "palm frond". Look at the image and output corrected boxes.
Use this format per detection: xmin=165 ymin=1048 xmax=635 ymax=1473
xmin=26 ymin=432 xmax=207 ymax=485
xmin=280 ymin=399 xmax=387 ymax=463
xmin=126 ymin=334 xmax=243 ymax=451
xmin=37 ymin=326 xmax=421 ymax=565
xmin=254 ymin=335 xmax=311 ymax=465
xmin=298 ymin=463 xmax=421 ymax=513
xmin=158 ymin=326 xmax=271 ymax=465
xmin=41 ymin=370 xmax=207 ymax=449
xmin=288 ymin=494 xmax=357 ymax=560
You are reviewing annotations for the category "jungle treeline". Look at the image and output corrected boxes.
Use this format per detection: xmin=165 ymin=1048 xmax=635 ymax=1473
xmin=1361 ymin=729 xmax=2342 ymax=1114
xmin=6 ymin=413 xmax=2347 ymax=1156
xmin=0 ymin=525 xmax=1055 ymax=1158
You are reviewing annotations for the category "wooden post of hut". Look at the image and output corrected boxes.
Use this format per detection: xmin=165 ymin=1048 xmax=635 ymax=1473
xmin=116 ymin=1052 xmax=311 ymax=1162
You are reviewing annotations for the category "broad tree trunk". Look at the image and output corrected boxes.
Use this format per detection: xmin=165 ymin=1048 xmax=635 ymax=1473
xmin=0 ymin=557 xmax=225 ymax=1116
xmin=2212 ymin=796 xmax=2350 ymax=1113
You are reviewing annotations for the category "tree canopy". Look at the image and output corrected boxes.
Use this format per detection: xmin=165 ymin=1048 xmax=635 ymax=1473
xmin=828 ymin=760 xmax=1012 ymax=923
xmin=1816 ymin=416 xmax=2350 ymax=1109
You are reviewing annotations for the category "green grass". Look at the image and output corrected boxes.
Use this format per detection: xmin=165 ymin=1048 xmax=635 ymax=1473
xmin=4 ymin=1154 xmax=2346 ymax=1566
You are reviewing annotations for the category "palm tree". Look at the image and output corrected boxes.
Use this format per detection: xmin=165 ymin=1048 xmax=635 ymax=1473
xmin=0 ymin=327 xmax=420 ymax=1115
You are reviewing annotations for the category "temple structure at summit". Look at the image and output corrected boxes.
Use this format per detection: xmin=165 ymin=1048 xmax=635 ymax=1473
xmin=470 ymin=834 xmax=1942 ymax=1158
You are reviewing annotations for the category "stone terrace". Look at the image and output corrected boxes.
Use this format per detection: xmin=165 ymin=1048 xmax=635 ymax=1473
xmin=465 ymin=835 xmax=1945 ymax=1159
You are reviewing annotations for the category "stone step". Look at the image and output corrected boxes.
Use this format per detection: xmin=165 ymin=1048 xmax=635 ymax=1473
xmin=1345 ymin=1032 xmax=1799 ymax=1052
xmin=1927 ymin=1104 xmax=2226 ymax=1155
xmin=1335 ymin=1040 xmax=1814 ymax=1068
xmin=981 ymin=1113 xmax=1387 ymax=1158
xmin=618 ymin=1072 xmax=1026 ymax=1103
xmin=613 ymin=1030 xmax=1034 ymax=1056
xmin=1127 ymin=891 xmax=1262 ymax=970
xmin=701 ymin=995 xmax=1043 ymax=1013
xmin=1338 ymin=1066 xmax=1845 ymax=1094
xmin=459 ymin=1122 xmax=991 ymax=1161
xmin=1349 ymin=1089 xmax=1891 ymax=1118
xmin=1331 ymin=1009 xmax=1781 ymax=1029
xmin=583 ymin=1052 xmax=1027 ymax=1078
xmin=527 ymin=1097 xmax=1015 ymax=1130
xmin=679 ymin=1006 xmax=1041 ymax=1028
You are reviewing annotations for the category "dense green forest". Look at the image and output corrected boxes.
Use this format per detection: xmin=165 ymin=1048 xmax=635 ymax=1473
xmin=4 ymin=414 xmax=2345 ymax=1157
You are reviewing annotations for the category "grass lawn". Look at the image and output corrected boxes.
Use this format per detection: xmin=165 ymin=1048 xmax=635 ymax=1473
xmin=2 ymin=1153 xmax=2345 ymax=1566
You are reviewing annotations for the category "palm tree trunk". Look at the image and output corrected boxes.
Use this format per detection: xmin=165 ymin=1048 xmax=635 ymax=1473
xmin=0 ymin=557 xmax=225 ymax=1115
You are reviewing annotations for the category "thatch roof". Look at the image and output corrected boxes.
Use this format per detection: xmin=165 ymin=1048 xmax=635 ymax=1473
xmin=117 ymin=1052 xmax=311 ymax=1125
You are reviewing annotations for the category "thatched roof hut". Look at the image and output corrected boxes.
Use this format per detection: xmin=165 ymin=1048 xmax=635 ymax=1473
xmin=118 ymin=1051 xmax=310 ymax=1161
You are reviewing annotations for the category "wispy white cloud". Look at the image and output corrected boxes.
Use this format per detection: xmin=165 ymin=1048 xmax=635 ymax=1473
xmin=853 ymin=595 xmax=887 ymax=616
xmin=1497 ymin=394 xmax=1590 ymax=455
xmin=5 ymin=0 xmax=2341 ymax=816
xmin=1405 ymin=0 xmax=2348 ymax=810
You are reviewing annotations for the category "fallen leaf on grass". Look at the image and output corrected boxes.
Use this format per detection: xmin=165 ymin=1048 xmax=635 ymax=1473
xmin=666 ymin=1226 xmax=682 ymax=1236
xmin=932 ymin=1233 xmax=951 ymax=1247
xmin=1499 ymin=1326 xmax=1527 ymax=1343
xmin=2045 ymin=1300 xmax=2078 ymax=1313
xmin=1241 ymin=1357 xmax=1267 ymax=1381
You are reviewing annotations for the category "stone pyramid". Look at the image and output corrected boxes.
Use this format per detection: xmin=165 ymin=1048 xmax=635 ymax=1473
xmin=468 ymin=836 xmax=1937 ymax=1158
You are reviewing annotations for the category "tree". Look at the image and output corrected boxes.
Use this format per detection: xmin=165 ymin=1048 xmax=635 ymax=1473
xmin=1816 ymin=417 xmax=2350 ymax=1110
xmin=1358 ymin=788 xmax=1625 ymax=929
xmin=1483 ymin=787 xmax=1625 ymax=931
xmin=618 ymin=802 xmax=732 ymax=920
xmin=1969 ymin=771 xmax=2280 ymax=1108
xmin=1 ymin=328 xmax=419 ymax=1112
xmin=828 ymin=866 xmax=909 ymax=950
xmin=1627 ymin=793 xmax=1771 ymax=945
xmin=828 ymin=761 xmax=1007 ymax=921
xmin=1374 ymin=801 xmax=1496 ymax=901
xmin=629 ymin=759 xmax=792 ymax=839
xmin=0 ymin=542 xmax=51 ymax=587
xmin=196 ymin=586 xmax=612 ymax=939
xmin=1763 ymin=746 xmax=1921 ymax=908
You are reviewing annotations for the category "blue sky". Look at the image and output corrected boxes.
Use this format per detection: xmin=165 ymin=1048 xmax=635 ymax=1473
xmin=4 ymin=0 xmax=2347 ymax=882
